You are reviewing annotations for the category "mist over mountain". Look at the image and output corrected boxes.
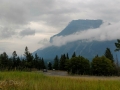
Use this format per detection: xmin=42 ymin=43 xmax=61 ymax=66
xmin=50 ymin=19 xmax=103 ymax=42
xmin=34 ymin=19 xmax=118 ymax=61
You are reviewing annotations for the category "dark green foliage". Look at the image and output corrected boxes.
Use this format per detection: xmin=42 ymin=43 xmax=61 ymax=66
xmin=59 ymin=54 xmax=67 ymax=70
xmin=24 ymin=47 xmax=34 ymax=70
xmin=0 ymin=47 xmax=46 ymax=71
xmin=68 ymin=56 xmax=90 ymax=75
xmin=105 ymin=48 xmax=114 ymax=63
xmin=72 ymin=52 xmax=76 ymax=57
xmin=48 ymin=62 xmax=52 ymax=70
xmin=91 ymin=56 xmax=115 ymax=76
xmin=41 ymin=58 xmax=46 ymax=69
xmin=53 ymin=55 xmax=59 ymax=70
xmin=115 ymin=39 xmax=120 ymax=51
xmin=0 ymin=42 xmax=119 ymax=76
xmin=0 ymin=52 xmax=9 ymax=70
xmin=66 ymin=53 xmax=69 ymax=59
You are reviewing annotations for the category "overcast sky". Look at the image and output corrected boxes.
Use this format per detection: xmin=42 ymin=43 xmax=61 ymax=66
xmin=0 ymin=0 xmax=120 ymax=56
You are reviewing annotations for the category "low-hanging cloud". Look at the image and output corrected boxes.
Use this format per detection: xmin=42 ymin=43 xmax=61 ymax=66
xmin=50 ymin=22 xmax=120 ymax=47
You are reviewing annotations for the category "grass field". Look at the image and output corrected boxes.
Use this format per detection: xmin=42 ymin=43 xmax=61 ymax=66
xmin=0 ymin=71 xmax=120 ymax=90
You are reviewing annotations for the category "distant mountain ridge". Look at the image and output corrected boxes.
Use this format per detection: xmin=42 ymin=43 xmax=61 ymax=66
xmin=34 ymin=19 xmax=117 ymax=61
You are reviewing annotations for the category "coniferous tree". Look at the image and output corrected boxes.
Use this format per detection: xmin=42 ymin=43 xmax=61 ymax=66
xmin=48 ymin=62 xmax=52 ymax=70
xmin=0 ymin=52 xmax=9 ymax=70
xmin=59 ymin=54 xmax=67 ymax=70
xmin=105 ymin=48 xmax=114 ymax=63
xmin=24 ymin=46 xmax=33 ymax=70
xmin=16 ymin=56 xmax=21 ymax=70
xmin=8 ymin=58 xmax=13 ymax=70
xmin=115 ymin=39 xmax=120 ymax=51
xmin=41 ymin=58 xmax=46 ymax=69
xmin=12 ymin=51 xmax=17 ymax=70
xmin=66 ymin=53 xmax=69 ymax=59
xmin=53 ymin=55 xmax=59 ymax=70
xmin=72 ymin=52 xmax=76 ymax=57
xmin=33 ymin=53 xmax=39 ymax=69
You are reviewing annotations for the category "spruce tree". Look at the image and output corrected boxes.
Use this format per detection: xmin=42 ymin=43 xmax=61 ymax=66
xmin=24 ymin=46 xmax=33 ymax=70
xmin=53 ymin=55 xmax=59 ymax=70
xmin=72 ymin=52 xmax=76 ymax=57
xmin=105 ymin=48 xmax=114 ymax=62
xmin=48 ymin=62 xmax=52 ymax=70
xmin=12 ymin=51 xmax=17 ymax=70
xmin=115 ymin=39 xmax=120 ymax=51
xmin=41 ymin=58 xmax=46 ymax=69
xmin=0 ymin=52 xmax=9 ymax=70
xmin=66 ymin=53 xmax=69 ymax=59
xmin=59 ymin=54 xmax=67 ymax=70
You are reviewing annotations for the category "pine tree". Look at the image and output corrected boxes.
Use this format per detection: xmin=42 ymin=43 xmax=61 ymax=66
xmin=115 ymin=39 xmax=120 ymax=51
xmin=59 ymin=54 xmax=67 ymax=70
xmin=72 ymin=52 xmax=76 ymax=57
xmin=33 ymin=53 xmax=39 ymax=69
xmin=12 ymin=51 xmax=17 ymax=70
xmin=48 ymin=62 xmax=52 ymax=70
xmin=41 ymin=58 xmax=46 ymax=69
xmin=53 ymin=55 xmax=59 ymax=70
xmin=66 ymin=53 xmax=69 ymax=59
xmin=105 ymin=48 xmax=114 ymax=63
xmin=0 ymin=52 xmax=9 ymax=70
xmin=24 ymin=46 xmax=30 ymax=62
xmin=24 ymin=46 xmax=33 ymax=70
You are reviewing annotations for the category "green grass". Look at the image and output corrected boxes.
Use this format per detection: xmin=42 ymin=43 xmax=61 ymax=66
xmin=0 ymin=71 xmax=120 ymax=90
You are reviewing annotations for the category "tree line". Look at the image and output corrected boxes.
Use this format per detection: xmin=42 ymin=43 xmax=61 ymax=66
xmin=48 ymin=39 xmax=120 ymax=76
xmin=0 ymin=39 xmax=120 ymax=76
xmin=0 ymin=46 xmax=46 ymax=71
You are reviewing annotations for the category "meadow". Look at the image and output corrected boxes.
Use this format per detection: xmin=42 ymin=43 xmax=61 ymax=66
xmin=0 ymin=71 xmax=120 ymax=90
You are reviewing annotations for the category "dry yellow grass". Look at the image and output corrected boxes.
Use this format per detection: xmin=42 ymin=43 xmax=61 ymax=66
xmin=0 ymin=71 xmax=120 ymax=90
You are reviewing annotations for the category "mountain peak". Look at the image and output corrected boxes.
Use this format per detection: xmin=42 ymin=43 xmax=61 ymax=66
xmin=50 ymin=19 xmax=103 ymax=42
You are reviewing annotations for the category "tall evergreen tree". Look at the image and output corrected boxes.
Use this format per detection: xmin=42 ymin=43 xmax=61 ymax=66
xmin=59 ymin=54 xmax=67 ymax=70
xmin=66 ymin=53 xmax=69 ymax=59
xmin=24 ymin=46 xmax=30 ymax=62
xmin=0 ymin=52 xmax=9 ymax=70
xmin=24 ymin=46 xmax=33 ymax=70
xmin=12 ymin=51 xmax=17 ymax=70
xmin=48 ymin=62 xmax=52 ymax=70
xmin=53 ymin=55 xmax=59 ymax=70
xmin=105 ymin=48 xmax=114 ymax=63
xmin=115 ymin=39 xmax=120 ymax=51
xmin=41 ymin=58 xmax=46 ymax=69
xmin=72 ymin=52 xmax=76 ymax=57
xmin=33 ymin=53 xmax=39 ymax=69
xmin=16 ymin=56 xmax=21 ymax=70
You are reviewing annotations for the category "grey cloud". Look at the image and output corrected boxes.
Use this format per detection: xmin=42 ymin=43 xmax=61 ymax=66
xmin=0 ymin=1 xmax=28 ymax=25
xmin=0 ymin=27 xmax=16 ymax=38
xmin=0 ymin=0 xmax=120 ymax=38
xmin=81 ymin=0 xmax=120 ymax=22
xmin=20 ymin=28 xmax=35 ymax=36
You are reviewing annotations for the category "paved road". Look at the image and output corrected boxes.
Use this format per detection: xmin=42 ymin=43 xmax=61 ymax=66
xmin=43 ymin=70 xmax=68 ymax=76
